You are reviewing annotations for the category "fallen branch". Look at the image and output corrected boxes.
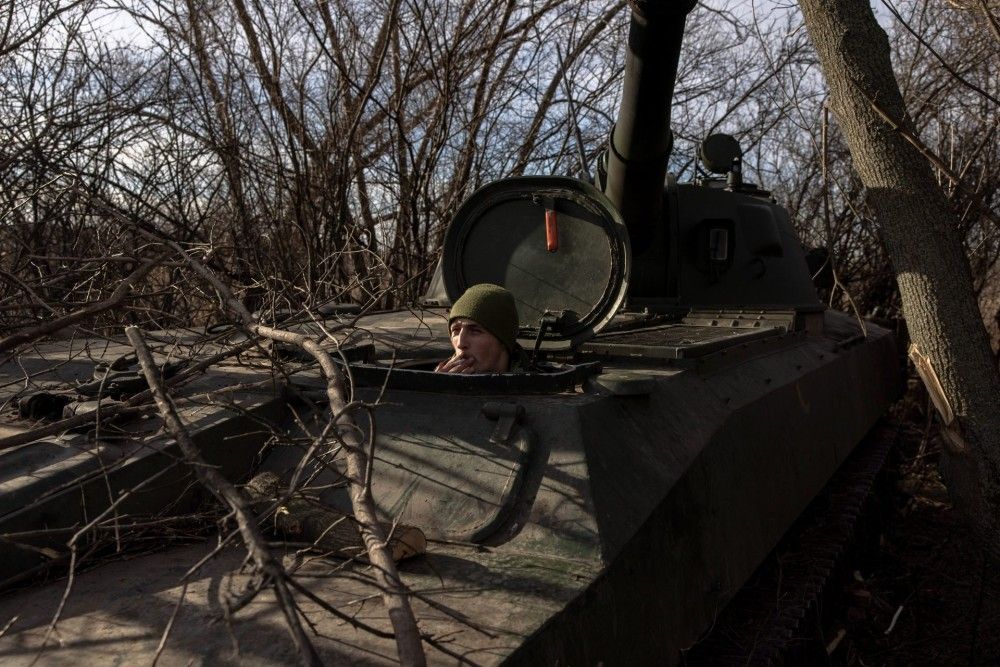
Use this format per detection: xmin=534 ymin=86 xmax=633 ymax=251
xmin=245 ymin=471 xmax=426 ymax=562
xmin=126 ymin=326 xmax=322 ymax=667
xmin=147 ymin=234 xmax=427 ymax=666
xmin=884 ymin=604 xmax=904 ymax=635
xmin=0 ymin=257 xmax=164 ymax=354
xmin=0 ymin=335 xmax=260 ymax=452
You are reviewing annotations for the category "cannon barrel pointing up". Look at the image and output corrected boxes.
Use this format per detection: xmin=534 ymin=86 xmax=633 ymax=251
xmin=602 ymin=0 xmax=698 ymax=254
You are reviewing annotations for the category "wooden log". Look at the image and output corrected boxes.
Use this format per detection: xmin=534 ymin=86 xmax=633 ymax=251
xmin=246 ymin=472 xmax=426 ymax=562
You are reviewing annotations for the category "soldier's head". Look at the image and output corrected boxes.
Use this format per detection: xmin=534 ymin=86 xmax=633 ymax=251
xmin=437 ymin=283 xmax=518 ymax=374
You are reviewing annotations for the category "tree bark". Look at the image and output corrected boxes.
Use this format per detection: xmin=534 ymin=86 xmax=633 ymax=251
xmin=797 ymin=0 xmax=1000 ymax=552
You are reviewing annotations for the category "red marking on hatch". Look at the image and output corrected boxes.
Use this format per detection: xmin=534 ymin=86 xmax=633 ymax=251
xmin=545 ymin=209 xmax=558 ymax=252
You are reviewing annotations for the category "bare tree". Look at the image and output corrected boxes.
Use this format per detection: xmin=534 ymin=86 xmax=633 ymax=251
xmin=797 ymin=0 xmax=1000 ymax=553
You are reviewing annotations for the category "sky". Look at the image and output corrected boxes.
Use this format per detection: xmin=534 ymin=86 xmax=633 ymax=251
xmin=83 ymin=0 xmax=897 ymax=48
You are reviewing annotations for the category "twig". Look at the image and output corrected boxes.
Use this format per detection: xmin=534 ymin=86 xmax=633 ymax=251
xmin=869 ymin=99 xmax=1000 ymax=232
xmin=0 ymin=615 xmax=18 ymax=640
xmin=977 ymin=0 xmax=1000 ymax=44
xmin=825 ymin=627 xmax=847 ymax=655
xmin=29 ymin=540 xmax=101 ymax=666
xmin=822 ymin=105 xmax=868 ymax=336
xmin=30 ymin=547 xmax=78 ymax=666
xmin=284 ymin=579 xmax=482 ymax=666
xmin=0 ymin=269 xmax=57 ymax=315
xmin=284 ymin=575 xmax=395 ymax=638
xmin=0 ymin=257 xmax=164 ymax=353
xmin=144 ymin=235 xmax=427 ymax=665
xmin=884 ymin=604 xmax=905 ymax=635
xmin=126 ymin=326 xmax=322 ymax=667
xmin=152 ymin=581 xmax=188 ymax=666
xmin=0 ymin=335 xmax=260 ymax=452
xmin=880 ymin=0 xmax=1000 ymax=107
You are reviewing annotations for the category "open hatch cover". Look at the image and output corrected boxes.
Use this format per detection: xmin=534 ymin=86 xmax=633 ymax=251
xmin=442 ymin=176 xmax=631 ymax=349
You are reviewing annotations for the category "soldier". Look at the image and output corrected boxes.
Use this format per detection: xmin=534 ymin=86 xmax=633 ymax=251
xmin=435 ymin=283 xmax=523 ymax=374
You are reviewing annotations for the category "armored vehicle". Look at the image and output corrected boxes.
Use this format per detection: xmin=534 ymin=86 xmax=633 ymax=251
xmin=0 ymin=1 xmax=898 ymax=664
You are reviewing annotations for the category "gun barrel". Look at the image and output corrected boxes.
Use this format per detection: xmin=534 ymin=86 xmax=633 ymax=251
xmin=603 ymin=1 xmax=697 ymax=252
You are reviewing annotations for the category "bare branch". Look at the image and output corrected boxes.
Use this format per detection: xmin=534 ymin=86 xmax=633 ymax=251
xmin=126 ymin=325 xmax=322 ymax=667
xmin=137 ymin=233 xmax=427 ymax=665
xmin=0 ymin=258 xmax=163 ymax=354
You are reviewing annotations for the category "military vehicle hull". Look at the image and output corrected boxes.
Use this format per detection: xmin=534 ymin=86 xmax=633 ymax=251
xmin=0 ymin=306 xmax=897 ymax=665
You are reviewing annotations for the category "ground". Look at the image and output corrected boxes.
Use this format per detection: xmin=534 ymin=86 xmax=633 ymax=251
xmin=828 ymin=385 xmax=1000 ymax=666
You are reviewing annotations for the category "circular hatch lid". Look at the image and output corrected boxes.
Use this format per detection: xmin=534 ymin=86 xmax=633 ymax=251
xmin=442 ymin=176 xmax=631 ymax=348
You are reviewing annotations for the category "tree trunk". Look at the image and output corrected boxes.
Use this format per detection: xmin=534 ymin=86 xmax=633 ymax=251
xmin=798 ymin=0 xmax=1000 ymax=552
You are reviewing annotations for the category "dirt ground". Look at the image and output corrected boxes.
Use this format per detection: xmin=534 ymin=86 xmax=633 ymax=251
xmin=827 ymin=386 xmax=1000 ymax=666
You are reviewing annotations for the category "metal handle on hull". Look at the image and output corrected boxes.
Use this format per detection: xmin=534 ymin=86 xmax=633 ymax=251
xmin=447 ymin=402 xmax=535 ymax=543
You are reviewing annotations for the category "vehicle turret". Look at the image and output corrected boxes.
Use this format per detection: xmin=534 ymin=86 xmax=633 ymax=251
xmin=424 ymin=0 xmax=821 ymax=334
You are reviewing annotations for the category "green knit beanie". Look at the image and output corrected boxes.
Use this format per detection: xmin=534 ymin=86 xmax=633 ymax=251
xmin=449 ymin=283 xmax=519 ymax=353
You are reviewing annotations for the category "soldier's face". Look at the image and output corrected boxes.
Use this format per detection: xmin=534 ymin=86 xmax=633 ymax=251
xmin=440 ymin=318 xmax=510 ymax=373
